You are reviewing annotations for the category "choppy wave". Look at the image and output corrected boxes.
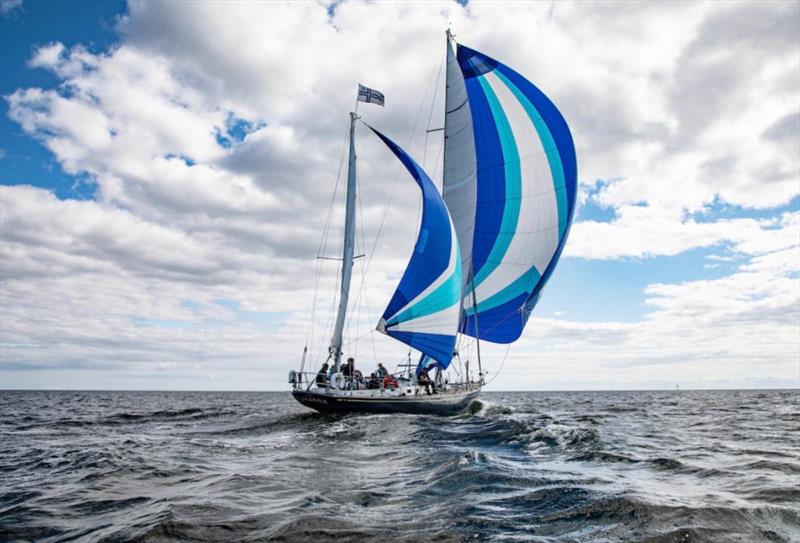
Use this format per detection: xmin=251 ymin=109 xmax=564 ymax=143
xmin=1 ymin=389 xmax=798 ymax=542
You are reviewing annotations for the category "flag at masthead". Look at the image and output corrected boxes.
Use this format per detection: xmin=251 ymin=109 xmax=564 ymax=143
xmin=358 ymin=84 xmax=385 ymax=106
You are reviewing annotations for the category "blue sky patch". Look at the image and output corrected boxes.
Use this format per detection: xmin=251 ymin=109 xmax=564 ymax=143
xmin=536 ymin=246 xmax=744 ymax=323
xmin=215 ymin=116 xmax=264 ymax=149
xmin=689 ymin=195 xmax=800 ymax=223
xmin=1 ymin=0 xmax=126 ymax=199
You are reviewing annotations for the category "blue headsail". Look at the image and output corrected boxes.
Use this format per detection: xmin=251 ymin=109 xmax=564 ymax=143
xmin=369 ymin=126 xmax=462 ymax=368
xmin=443 ymin=42 xmax=578 ymax=344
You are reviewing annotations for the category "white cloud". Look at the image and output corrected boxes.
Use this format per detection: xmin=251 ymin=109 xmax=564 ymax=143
xmin=0 ymin=0 xmax=21 ymax=16
xmin=28 ymin=42 xmax=65 ymax=69
xmin=1 ymin=1 xmax=798 ymax=389
xmin=568 ymin=210 xmax=799 ymax=260
xmin=485 ymin=243 xmax=799 ymax=391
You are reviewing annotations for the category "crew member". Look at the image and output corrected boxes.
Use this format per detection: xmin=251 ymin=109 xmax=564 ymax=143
xmin=418 ymin=367 xmax=435 ymax=395
xmin=316 ymin=363 xmax=329 ymax=388
xmin=367 ymin=372 xmax=379 ymax=389
xmin=343 ymin=357 xmax=355 ymax=378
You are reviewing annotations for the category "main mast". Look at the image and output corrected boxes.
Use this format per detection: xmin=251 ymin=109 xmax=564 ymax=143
xmin=330 ymin=111 xmax=358 ymax=372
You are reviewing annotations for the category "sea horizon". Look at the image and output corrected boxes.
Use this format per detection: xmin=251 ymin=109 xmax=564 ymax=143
xmin=2 ymin=386 xmax=798 ymax=392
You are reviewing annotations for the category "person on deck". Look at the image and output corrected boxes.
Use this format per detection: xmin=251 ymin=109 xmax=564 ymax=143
xmin=367 ymin=372 xmax=380 ymax=389
xmin=342 ymin=357 xmax=355 ymax=388
xmin=316 ymin=363 xmax=329 ymax=388
xmin=418 ymin=367 xmax=435 ymax=395
xmin=353 ymin=369 xmax=364 ymax=389
xmin=342 ymin=357 xmax=353 ymax=377
xmin=376 ymin=363 xmax=388 ymax=380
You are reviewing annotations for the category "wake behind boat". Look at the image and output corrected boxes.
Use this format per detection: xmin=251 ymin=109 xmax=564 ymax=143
xmin=290 ymin=30 xmax=577 ymax=415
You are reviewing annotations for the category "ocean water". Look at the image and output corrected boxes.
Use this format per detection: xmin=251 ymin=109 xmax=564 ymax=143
xmin=0 ymin=390 xmax=798 ymax=542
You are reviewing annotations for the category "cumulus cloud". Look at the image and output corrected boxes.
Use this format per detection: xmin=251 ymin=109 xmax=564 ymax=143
xmin=1 ymin=0 xmax=798 ymax=389
xmin=487 ymin=242 xmax=800 ymax=391
xmin=568 ymin=209 xmax=799 ymax=260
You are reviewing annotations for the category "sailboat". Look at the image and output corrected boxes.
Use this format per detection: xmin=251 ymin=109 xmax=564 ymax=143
xmin=290 ymin=31 xmax=577 ymax=415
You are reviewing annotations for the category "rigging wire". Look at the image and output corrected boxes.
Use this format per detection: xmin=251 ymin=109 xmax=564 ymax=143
xmin=422 ymin=44 xmax=446 ymax=172
xmin=483 ymin=344 xmax=511 ymax=387
xmin=449 ymin=300 xmax=532 ymax=385
xmin=315 ymin=264 xmax=340 ymax=365
xmin=308 ymin=117 xmax=352 ymax=367
xmin=343 ymin=53 xmax=444 ymax=364
xmin=347 ymin=186 xmax=370 ymax=363
xmin=306 ymin=47 xmax=469 ymax=373
xmin=344 ymin=175 xmax=368 ymax=346
xmin=430 ymin=124 xmax=445 ymax=184
xmin=341 ymin=328 xmax=376 ymax=348
xmin=356 ymin=176 xmax=378 ymax=364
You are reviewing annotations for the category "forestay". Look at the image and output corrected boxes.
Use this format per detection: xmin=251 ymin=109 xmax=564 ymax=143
xmin=370 ymin=126 xmax=462 ymax=368
xmin=443 ymin=43 xmax=578 ymax=344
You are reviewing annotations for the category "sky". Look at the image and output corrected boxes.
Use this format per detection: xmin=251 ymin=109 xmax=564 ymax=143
xmin=0 ymin=0 xmax=798 ymax=391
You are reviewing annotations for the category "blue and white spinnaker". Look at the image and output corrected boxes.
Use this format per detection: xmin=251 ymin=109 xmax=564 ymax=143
xmin=444 ymin=43 xmax=578 ymax=344
xmin=369 ymin=126 xmax=462 ymax=368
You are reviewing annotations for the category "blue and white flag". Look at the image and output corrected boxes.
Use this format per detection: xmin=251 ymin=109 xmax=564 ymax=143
xmin=358 ymin=84 xmax=385 ymax=106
